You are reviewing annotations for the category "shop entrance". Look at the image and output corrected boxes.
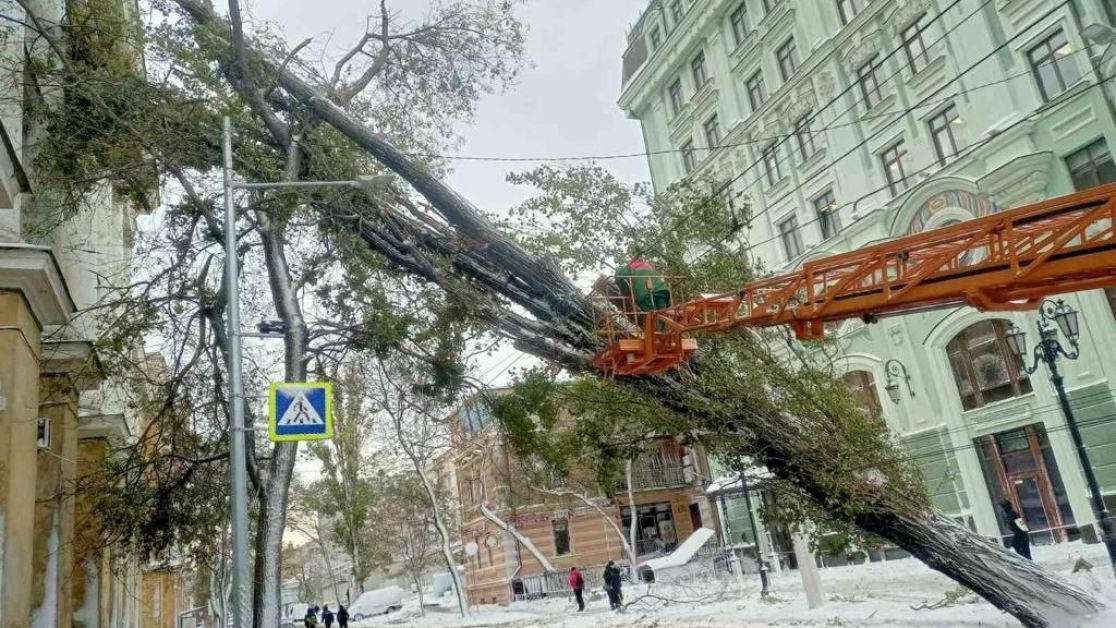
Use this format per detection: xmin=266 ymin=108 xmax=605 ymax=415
xmin=976 ymin=423 xmax=1077 ymax=544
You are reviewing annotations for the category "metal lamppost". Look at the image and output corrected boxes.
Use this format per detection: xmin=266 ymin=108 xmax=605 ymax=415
xmin=883 ymin=359 xmax=915 ymax=404
xmin=1005 ymin=299 xmax=1116 ymax=577
xmin=221 ymin=117 xmax=392 ymax=627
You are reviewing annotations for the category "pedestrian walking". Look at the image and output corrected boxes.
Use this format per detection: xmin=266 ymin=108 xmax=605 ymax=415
xmin=603 ymin=560 xmax=623 ymax=611
xmin=321 ymin=605 xmax=334 ymax=628
xmin=568 ymin=566 xmax=586 ymax=611
xmin=336 ymin=605 xmax=349 ymax=628
xmin=1001 ymin=500 xmax=1032 ymax=559
xmin=303 ymin=605 xmax=318 ymax=628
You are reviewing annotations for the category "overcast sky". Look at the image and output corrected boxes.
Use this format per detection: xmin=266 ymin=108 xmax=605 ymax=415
xmin=251 ymin=0 xmax=652 ymax=213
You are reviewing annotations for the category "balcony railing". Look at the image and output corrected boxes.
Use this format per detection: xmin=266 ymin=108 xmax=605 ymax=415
xmin=615 ymin=466 xmax=690 ymax=491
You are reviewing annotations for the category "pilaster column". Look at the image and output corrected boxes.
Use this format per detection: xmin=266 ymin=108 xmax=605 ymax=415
xmin=0 ymin=291 xmax=42 ymax=628
xmin=1 ymin=246 xmax=77 ymax=628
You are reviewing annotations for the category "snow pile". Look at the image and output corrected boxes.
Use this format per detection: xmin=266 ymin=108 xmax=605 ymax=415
xmin=353 ymin=540 xmax=1116 ymax=627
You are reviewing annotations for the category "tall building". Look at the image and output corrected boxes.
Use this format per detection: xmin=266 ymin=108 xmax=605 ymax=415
xmin=437 ymin=391 xmax=718 ymax=605
xmin=620 ymin=0 xmax=1116 ymax=549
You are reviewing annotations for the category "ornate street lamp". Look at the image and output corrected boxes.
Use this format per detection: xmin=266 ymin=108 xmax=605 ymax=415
xmin=1007 ymin=300 xmax=1116 ymax=577
xmin=883 ymin=359 xmax=914 ymax=404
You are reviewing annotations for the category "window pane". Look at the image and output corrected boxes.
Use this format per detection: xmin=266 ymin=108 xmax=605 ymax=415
xmin=902 ymin=16 xmax=929 ymax=73
xmin=858 ymin=57 xmax=881 ymax=108
xmin=779 ymin=217 xmax=801 ymax=258
xmin=692 ymin=51 xmax=707 ymax=86
xmin=814 ymin=190 xmax=839 ymax=238
xmin=704 ymin=115 xmax=721 ymax=147
xmin=795 ymin=112 xmax=816 ymax=160
xmin=763 ymin=144 xmax=781 ymax=184
xmin=670 ymin=0 xmax=684 ymax=25
xmin=1056 ymin=51 xmax=1082 ymax=91
xmin=1066 ymin=138 xmax=1116 ymax=191
xmin=747 ymin=72 xmax=766 ymax=110
xmin=1035 ymin=59 xmax=1060 ymax=100
xmin=778 ymin=39 xmax=798 ymax=81
xmin=947 ymin=345 xmax=978 ymax=410
xmin=929 ymin=105 xmax=961 ymax=165
xmin=669 ymin=79 xmax=684 ymax=114
xmin=843 ymin=370 xmax=882 ymax=418
xmin=947 ymin=321 xmax=1031 ymax=410
xmin=682 ymin=141 xmax=696 ymax=173
xmin=881 ymin=141 xmax=908 ymax=194
xmin=1030 ymin=30 xmax=1079 ymax=101
xmin=553 ymin=519 xmax=570 ymax=555
xmin=731 ymin=5 xmax=748 ymax=45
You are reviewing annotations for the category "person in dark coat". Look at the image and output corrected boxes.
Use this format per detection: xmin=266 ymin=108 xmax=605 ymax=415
xmin=303 ymin=606 xmax=318 ymax=628
xmin=336 ymin=605 xmax=349 ymax=628
xmin=1001 ymin=499 xmax=1032 ymax=559
xmin=603 ymin=560 xmax=623 ymax=610
xmin=321 ymin=605 xmax=334 ymax=628
xmin=568 ymin=566 xmax=586 ymax=611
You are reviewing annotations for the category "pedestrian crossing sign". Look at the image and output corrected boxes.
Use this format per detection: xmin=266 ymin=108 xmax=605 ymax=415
xmin=268 ymin=382 xmax=333 ymax=442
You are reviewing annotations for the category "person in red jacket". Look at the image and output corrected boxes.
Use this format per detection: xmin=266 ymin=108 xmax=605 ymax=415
xmin=568 ymin=566 xmax=586 ymax=611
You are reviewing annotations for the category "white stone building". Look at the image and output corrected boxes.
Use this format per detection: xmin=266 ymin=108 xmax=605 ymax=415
xmin=619 ymin=0 xmax=1116 ymax=555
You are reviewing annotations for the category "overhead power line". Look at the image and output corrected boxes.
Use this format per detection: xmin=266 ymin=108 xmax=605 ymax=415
xmin=686 ymin=0 xmax=1079 ymax=267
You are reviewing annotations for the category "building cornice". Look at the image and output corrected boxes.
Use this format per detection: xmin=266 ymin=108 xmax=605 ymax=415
xmin=0 ymin=244 xmax=76 ymax=328
xmin=42 ymin=338 xmax=103 ymax=392
xmin=78 ymin=410 xmax=131 ymax=442
xmin=619 ymin=1 xmax=722 ymax=115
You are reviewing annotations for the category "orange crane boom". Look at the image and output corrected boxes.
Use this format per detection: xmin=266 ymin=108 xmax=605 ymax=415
xmin=593 ymin=183 xmax=1116 ymax=376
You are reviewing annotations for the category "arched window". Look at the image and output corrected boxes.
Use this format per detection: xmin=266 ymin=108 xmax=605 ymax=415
xmin=842 ymin=370 xmax=883 ymax=419
xmin=946 ymin=320 xmax=1032 ymax=410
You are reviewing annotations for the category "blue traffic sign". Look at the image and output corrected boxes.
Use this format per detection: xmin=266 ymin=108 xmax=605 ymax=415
xmin=268 ymin=382 xmax=333 ymax=442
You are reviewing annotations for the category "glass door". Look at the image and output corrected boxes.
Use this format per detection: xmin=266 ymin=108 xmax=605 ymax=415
xmin=976 ymin=423 xmax=1076 ymax=543
xmin=1010 ymin=474 xmax=1053 ymax=544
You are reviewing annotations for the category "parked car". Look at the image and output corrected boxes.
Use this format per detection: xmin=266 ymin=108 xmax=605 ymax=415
xmin=280 ymin=602 xmax=309 ymax=628
xmin=350 ymin=585 xmax=404 ymax=621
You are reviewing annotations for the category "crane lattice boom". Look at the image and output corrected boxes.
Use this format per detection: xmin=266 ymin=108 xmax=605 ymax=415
xmin=593 ymin=183 xmax=1116 ymax=376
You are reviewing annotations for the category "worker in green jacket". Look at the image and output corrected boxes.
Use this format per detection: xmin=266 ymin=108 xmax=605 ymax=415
xmin=614 ymin=257 xmax=670 ymax=312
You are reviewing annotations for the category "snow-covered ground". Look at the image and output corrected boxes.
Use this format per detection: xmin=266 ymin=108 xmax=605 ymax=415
xmin=352 ymin=542 xmax=1116 ymax=627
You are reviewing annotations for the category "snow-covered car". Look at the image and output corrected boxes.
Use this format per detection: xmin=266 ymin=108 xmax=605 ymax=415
xmin=350 ymin=585 xmax=404 ymax=621
xmin=280 ymin=602 xmax=309 ymax=627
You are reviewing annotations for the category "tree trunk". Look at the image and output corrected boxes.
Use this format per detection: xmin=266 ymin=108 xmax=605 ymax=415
xmin=316 ymin=522 xmax=342 ymax=605
xmin=413 ymin=462 xmax=470 ymax=618
xmin=252 ymin=202 xmax=308 ymax=626
xmin=626 ymin=459 xmax=638 ymax=568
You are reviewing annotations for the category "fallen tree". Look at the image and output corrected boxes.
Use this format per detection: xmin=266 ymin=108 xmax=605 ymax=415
xmin=164 ymin=1 xmax=1109 ymax=625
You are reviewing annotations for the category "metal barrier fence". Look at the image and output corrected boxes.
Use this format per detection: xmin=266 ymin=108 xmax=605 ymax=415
xmin=615 ymin=466 xmax=690 ymax=491
xmin=513 ymin=563 xmax=634 ymax=601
